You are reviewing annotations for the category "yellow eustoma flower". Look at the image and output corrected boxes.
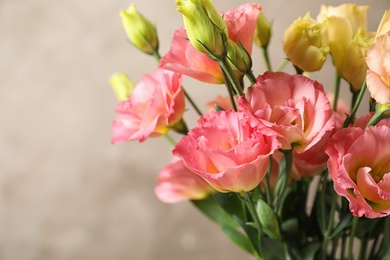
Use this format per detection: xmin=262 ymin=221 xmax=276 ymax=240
xmin=283 ymin=13 xmax=329 ymax=72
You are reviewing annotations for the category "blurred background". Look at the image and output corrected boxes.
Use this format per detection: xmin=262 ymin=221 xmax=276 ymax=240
xmin=1 ymin=0 xmax=389 ymax=259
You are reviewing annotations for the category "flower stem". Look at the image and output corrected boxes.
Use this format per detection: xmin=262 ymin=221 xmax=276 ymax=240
xmin=343 ymin=80 xmax=367 ymax=127
xmin=264 ymin=156 xmax=274 ymax=206
xmin=245 ymin=192 xmax=264 ymax=259
xmin=183 ymin=90 xmax=203 ymax=116
xmin=333 ymin=74 xmax=341 ymax=111
xmin=348 ymin=217 xmax=359 ymax=260
xmin=164 ymin=134 xmax=176 ymax=146
xmin=261 ymin=47 xmax=272 ymax=71
xmin=275 ymin=149 xmax=293 ymax=213
xmin=246 ymin=70 xmax=257 ymax=85
xmin=218 ymin=57 xmax=244 ymax=96
xmin=276 ymin=59 xmax=289 ymax=71
xmin=221 ymin=70 xmax=237 ymax=111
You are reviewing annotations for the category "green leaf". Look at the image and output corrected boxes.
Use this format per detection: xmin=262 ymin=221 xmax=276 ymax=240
xmin=281 ymin=218 xmax=299 ymax=236
xmin=191 ymin=196 xmax=237 ymax=228
xmin=221 ymin=225 xmax=255 ymax=255
xmin=235 ymin=216 xmax=260 ymax=255
xmin=329 ymin=213 xmax=352 ymax=239
xmin=213 ymin=193 xmax=246 ymax=221
xmin=261 ymin=237 xmax=288 ymax=260
xmin=301 ymin=242 xmax=322 ymax=260
xmin=256 ymin=198 xmax=281 ymax=240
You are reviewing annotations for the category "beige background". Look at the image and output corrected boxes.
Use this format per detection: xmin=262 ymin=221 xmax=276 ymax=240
xmin=1 ymin=0 xmax=389 ymax=259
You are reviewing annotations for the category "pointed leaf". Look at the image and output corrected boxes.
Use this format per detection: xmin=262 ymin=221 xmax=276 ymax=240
xmin=191 ymin=196 xmax=237 ymax=228
xmin=221 ymin=225 xmax=255 ymax=255
xmin=256 ymin=198 xmax=281 ymax=240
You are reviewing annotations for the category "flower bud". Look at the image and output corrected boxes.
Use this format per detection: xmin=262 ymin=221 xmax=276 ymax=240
xmin=120 ymin=4 xmax=159 ymax=55
xmin=283 ymin=13 xmax=329 ymax=72
xmin=254 ymin=12 xmax=272 ymax=48
xmin=376 ymin=10 xmax=390 ymax=38
xmin=342 ymin=29 xmax=375 ymax=92
xmin=226 ymin=39 xmax=252 ymax=74
xmin=175 ymin=0 xmax=228 ymax=58
xmin=109 ymin=72 xmax=135 ymax=101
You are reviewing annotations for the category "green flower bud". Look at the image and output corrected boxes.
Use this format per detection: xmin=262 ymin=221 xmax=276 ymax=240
xmin=109 ymin=72 xmax=134 ymax=101
xmin=175 ymin=0 xmax=228 ymax=58
xmin=283 ymin=13 xmax=329 ymax=72
xmin=254 ymin=12 xmax=272 ymax=48
xmin=120 ymin=4 xmax=159 ymax=55
xmin=226 ymin=39 xmax=252 ymax=74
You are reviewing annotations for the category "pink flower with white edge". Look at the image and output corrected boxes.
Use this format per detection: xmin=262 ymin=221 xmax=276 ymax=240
xmin=159 ymin=3 xmax=261 ymax=84
xmin=111 ymin=69 xmax=184 ymax=143
xmin=172 ymin=110 xmax=282 ymax=193
xmin=238 ymin=71 xmax=334 ymax=153
xmin=326 ymin=122 xmax=390 ymax=218
xmin=155 ymin=157 xmax=216 ymax=203
xmin=366 ymin=32 xmax=390 ymax=104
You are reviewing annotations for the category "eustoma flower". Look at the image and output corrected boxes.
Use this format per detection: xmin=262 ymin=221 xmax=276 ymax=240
xmin=172 ymin=110 xmax=282 ymax=193
xmin=317 ymin=4 xmax=373 ymax=91
xmin=283 ymin=13 xmax=329 ymax=72
xmin=159 ymin=3 xmax=261 ymax=83
xmin=111 ymin=69 xmax=185 ymax=143
xmin=326 ymin=121 xmax=390 ymax=218
xmin=366 ymin=20 xmax=390 ymax=104
xmin=239 ymin=71 xmax=334 ymax=153
xmin=155 ymin=157 xmax=215 ymax=203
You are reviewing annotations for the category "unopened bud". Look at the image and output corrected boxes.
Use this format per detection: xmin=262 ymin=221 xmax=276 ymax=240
xmin=175 ymin=0 xmax=228 ymax=58
xmin=120 ymin=4 xmax=159 ymax=55
xmin=109 ymin=72 xmax=134 ymax=101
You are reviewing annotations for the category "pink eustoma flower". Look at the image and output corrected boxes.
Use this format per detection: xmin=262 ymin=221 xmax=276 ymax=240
xmin=155 ymin=157 xmax=215 ymax=203
xmin=239 ymin=71 xmax=334 ymax=153
xmin=111 ymin=69 xmax=185 ymax=143
xmin=326 ymin=123 xmax=390 ymax=218
xmin=366 ymin=32 xmax=390 ymax=104
xmin=159 ymin=3 xmax=261 ymax=84
xmin=172 ymin=110 xmax=282 ymax=193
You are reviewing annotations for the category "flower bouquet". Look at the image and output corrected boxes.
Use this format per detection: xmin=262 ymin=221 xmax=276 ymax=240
xmin=109 ymin=1 xmax=390 ymax=259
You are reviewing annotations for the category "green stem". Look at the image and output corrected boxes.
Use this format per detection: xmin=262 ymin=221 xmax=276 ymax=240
xmin=276 ymin=59 xmax=289 ymax=71
xmin=264 ymin=156 xmax=274 ymax=206
xmin=164 ymin=134 xmax=176 ymax=146
xmin=333 ymin=74 xmax=341 ymax=111
xmin=381 ymin=217 xmax=390 ymax=255
xmin=246 ymin=70 xmax=257 ymax=85
xmin=343 ymin=80 xmax=367 ymax=127
xmin=358 ymin=234 xmax=367 ymax=260
xmin=369 ymin=235 xmax=379 ymax=259
xmin=245 ymin=192 xmax=264 ymax=259
xmin=275 ymin=149 xmax=293 ymax=213
xmin=218 ymin=57 xmax=244 ymax=96
xmin=261 ymin=47 xmax=272 ymax=71
xmin=341 ymin=234 xmax=347 ymax=259
xmin=151 ymin=48 xmax=161 ymax=61
xmin=183 ymin=89 xmax=203 ymax=116
xmin=221 ymin=70 xmax=237 ymax=111
xmin=367 ymin=111 xmax=383 ymax=127
xmin=322 ymin=181 xmax=337 ymax=260
xmin=348 ymin=217 xmax=359 ymax=260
